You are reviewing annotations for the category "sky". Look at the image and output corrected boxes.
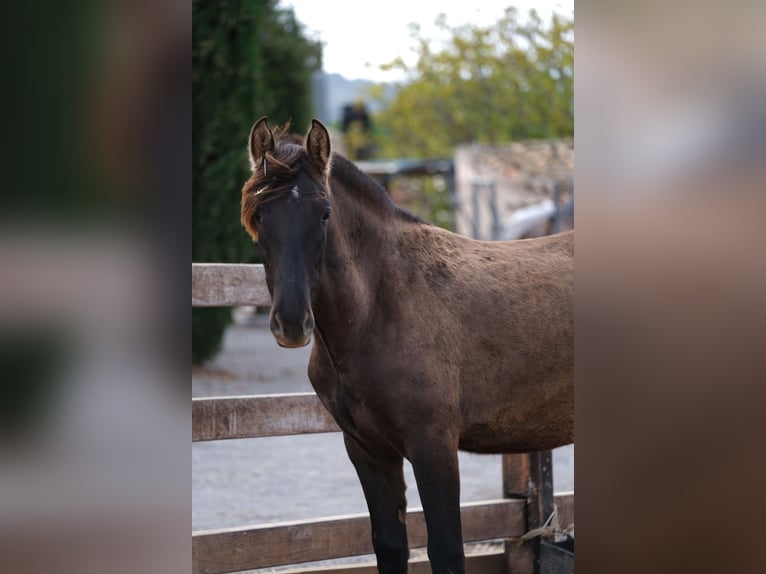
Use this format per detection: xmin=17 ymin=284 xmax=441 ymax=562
xmin=279 ymin=0 xmax=574 ymax=82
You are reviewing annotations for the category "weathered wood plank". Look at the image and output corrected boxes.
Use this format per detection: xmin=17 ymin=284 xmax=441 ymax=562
xmin=502 ymin=453 xmax=531 ymax=499
xmin=192 ymin=500 xmax=524 ymax=574
xmin=502 ymin=451 xmax=554 ymax=574
xmin=273 ymin=547 xmax=505 ymax=574
xmin=192 ymin=263 xmax=271 ymax=307
xmin=192 ymin=394 xmax=340 ymax=441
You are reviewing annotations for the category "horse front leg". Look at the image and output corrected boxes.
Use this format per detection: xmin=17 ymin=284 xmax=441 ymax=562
xmin=408 ymin=438 xmax=465 ymax=574
xmin=343 ymin=433 xmax=409 ymax=574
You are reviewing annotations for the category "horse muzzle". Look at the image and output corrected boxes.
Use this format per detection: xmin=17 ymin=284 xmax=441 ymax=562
xmin=269 ymin=308 xmax=314 ymax=348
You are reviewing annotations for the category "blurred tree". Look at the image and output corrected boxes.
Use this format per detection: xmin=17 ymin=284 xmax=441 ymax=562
xmin=371 ymin=8 xmax=573 ymax=158
xmin=192 ymin=0 xmax=321 ymax=364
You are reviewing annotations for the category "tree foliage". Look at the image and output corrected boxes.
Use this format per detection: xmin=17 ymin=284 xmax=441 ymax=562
xmin=371 ymin=8 xmax=573 ymax=158
xmin=192 ymin=0 xmax=321 ymax=364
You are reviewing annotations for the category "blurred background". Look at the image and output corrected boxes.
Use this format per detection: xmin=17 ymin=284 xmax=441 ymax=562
xmin=1 ymin=1 xmax=189 ymax=572
xmin=0 ymin=0 xmax=764 ymax=572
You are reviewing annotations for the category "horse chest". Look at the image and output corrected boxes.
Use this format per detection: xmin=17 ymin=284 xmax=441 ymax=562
xmin=309 ymin=357 xmax=402 ymax=451
xmin=326 ymin=376 xmax=392 ymax=435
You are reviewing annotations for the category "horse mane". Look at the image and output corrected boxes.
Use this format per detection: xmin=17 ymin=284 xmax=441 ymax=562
xmin=242 ymin=123 xmax=424 ymax=239
xmin=328 ymin=153 xmax=425 ymax=225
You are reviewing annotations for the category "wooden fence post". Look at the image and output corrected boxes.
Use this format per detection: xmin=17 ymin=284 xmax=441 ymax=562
xmin=502 ymin=451 xmax=553 ymax=574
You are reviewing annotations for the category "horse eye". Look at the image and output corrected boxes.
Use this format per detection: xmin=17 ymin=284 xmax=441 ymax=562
xmin=254 ymin=209 xmax=263 ymax=225
xmin=321 ymin=210 xmax=331 ymax=223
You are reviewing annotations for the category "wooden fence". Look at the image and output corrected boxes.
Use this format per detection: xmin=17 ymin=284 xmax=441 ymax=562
xmin=192 ymin=263 xmax=573 ymax=574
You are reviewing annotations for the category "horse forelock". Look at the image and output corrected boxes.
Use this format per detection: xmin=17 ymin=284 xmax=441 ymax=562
xmin=241 ymin=133 xmax=328 ymax=240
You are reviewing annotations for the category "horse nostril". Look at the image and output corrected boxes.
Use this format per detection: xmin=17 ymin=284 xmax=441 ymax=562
xmin=303 ymin=312 xmax=315 ymax=337
xmin=270 ymin=312 xmax=284 ymax=337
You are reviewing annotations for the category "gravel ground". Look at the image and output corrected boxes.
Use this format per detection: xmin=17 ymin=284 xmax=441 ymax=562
xmin=192 ymin=309 xmax=574 ymax=532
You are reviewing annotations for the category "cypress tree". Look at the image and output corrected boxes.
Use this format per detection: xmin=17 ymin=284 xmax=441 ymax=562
xmin=192 ymin=0 xmax=320 ymax=363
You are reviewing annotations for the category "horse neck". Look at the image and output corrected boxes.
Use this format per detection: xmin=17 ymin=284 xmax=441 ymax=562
xmin=313 ymin=174 xmax=400 ymax=344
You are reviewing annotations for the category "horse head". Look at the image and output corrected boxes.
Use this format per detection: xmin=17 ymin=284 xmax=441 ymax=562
xmin=241 ymin=117 xmax=332 ymax=348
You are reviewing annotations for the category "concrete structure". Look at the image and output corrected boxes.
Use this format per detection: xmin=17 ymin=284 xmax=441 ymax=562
xmin=454 ymin=140 xmax=574 ymax=240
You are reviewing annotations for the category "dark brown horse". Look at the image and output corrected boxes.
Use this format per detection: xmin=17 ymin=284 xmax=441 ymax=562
xmin=241 ymin=117 xmax=573 ymax=574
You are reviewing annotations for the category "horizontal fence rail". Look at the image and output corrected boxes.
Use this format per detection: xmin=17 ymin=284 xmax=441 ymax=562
xmin=192 ymin=493 xmax=574 ymax=574
xmin=192 ymin=263 xmax=270 ymax=307
xmin=193 ymin=500 xmax=525 ymax=574
xmin=193 ymin=393 xmax=340 ymax=441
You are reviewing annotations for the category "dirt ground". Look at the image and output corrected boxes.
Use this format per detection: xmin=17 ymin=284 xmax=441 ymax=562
xmin=192 ymin=309 xmax=574 ymax=532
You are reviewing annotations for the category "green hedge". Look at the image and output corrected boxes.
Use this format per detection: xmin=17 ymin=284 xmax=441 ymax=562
xmin=192 ymin=0 xmax=321 ymax=364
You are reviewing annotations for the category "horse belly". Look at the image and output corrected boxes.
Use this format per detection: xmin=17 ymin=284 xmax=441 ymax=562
xmin=458 ymin=374 xmax=573 ymax=454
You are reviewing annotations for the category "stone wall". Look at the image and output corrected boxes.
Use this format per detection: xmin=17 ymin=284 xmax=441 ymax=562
xmin=454 ymin=140 xmax=574 ymax=239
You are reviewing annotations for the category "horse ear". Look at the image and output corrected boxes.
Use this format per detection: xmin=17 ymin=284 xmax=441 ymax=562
xmin=306 ymin=119 xmax=332 ymax=177
xmin=249 ymin=116 xmax=274 ymax=172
